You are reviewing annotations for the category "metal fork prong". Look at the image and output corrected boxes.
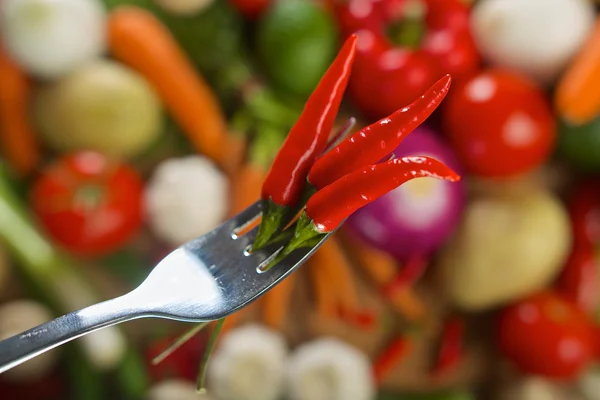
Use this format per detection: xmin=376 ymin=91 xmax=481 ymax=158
xmin=228 ymin=200 xmax=263 ymax=232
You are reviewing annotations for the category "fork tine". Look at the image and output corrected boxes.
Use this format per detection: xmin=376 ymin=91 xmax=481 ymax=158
xmin=228 ymin=200 xmax=263 ymax=231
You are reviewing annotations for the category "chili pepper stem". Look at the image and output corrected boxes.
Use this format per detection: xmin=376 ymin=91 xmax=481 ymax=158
xmin=252 ymin=199 xmax=290 ymax=250
xmin=196 ymin=318 xmax=225 ymax=393
xmin=261 ymin=212 xmax=325 ymax=271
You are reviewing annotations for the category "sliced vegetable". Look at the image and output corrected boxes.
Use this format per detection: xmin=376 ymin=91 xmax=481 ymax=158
xmin=286 ymin=337 xmax=375 ymax=400
xmin=373 ymin=335 xmax=412 ymax=385
xmin=439 ymin=189 xmax=571 ymax=310
xmin=443 ymin=69 xmax=555 ymax=178
xmin=107 ymin=6 xmax=235 ymax=172
xmin=333 ymin=0 xmax=480 ymax=119
xmin=430 ymin=316 xmax=465 ymax=377
xmin=33 ymin=60 xmax=163 ymax=158
xmin=0 ymin=0 xmax=106 ymax=79
xmin=144 ymin=155 xmax=228 ymax=246
xmin=30 ymin=152 xmax=144 ymax=257
xmin=0 ymin=47 xmax=40 ymax=176
xmin=497 ymin=290 xmax=596 ymax=380
xmin=556 ymin=16 xmax=600 ymax=125
xmin=345 ymin=126 xmax=465 ymax=261
xmin=256 ymin=0 xmax=339 ymax=98
xmin=207 ymin=324 xmax=287 ymax=400
xmin=153 ymin=0 xmax=213 ymax=16
xmin=253 ymin=35 xmax=357 ymax=249
xmin=470 ymin=0 xmax=595 ymax=84
xmin=0 ymin=300 xmax=58 ymax=382
xmin=557 ymin=115 xmax=600 ymax=172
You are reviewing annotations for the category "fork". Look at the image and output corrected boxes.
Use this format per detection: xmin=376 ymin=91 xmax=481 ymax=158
xmin=0 ymin=199 xmax=336 ymax=374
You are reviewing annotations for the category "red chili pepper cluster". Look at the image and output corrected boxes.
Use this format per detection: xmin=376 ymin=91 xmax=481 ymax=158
xmin=252 ymin=35 xmax=460 ymax=269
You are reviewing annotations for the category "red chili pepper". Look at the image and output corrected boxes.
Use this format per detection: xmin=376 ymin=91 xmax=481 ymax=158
xmin=373 ymin=335 xmax=412 ymax=384
xmin=381 ymin=255 xmax=428 ymax=298
xmin=557 ymin=241 xmax=600 ymax=315
xmin=306 ymin=156 xmax=460 ymax=233
xmin=253 ymin=34 xmax=358 ymax=249
xmin=431 ymin=315 xmax=465 ymax=377
xmin=307 ymin=74 xmax=452 ymax=190
xmin=332 ymin=0 xmax=480 ymax=119
xmin=339 ymin=307 xmax=379 ymax=330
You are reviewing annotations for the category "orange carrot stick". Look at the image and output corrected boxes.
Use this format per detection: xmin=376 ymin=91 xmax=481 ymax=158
xmin=261 ymin=272 xmax=297 ymax=330
xmin=340 ymin=232 xmax=426 ymax=322
xmin=228 ymin=162 xmax=265 ymax=217
xmin=311 ymin=237 xmax=360 ymax=316
xmin=106 ymin=6 xmax=233 ymax=172
xmin=556 ymin=17 xmax=600 ymax=125
xmin=309 ymin=258 xmax=337 ymax=317
xmin=0 ymin=48 xmax=41 ymax=176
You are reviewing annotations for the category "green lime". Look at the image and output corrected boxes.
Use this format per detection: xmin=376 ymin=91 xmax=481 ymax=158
xmin=256 ymin=0 xmax=339 ymax=99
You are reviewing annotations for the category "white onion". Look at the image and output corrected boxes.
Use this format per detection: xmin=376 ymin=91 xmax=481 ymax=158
xmin=0 ymin=0 xmax=106 ymax=79
xmin=471 ymin=0 xmax=595 ymax=84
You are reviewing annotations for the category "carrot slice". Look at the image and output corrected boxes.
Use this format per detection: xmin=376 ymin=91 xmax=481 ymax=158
xmin=556 ymin=17 xmax=600 ymax=124
xmin=261 ymin=272 xmax=297 ymax=330
xmin=0 ymin=47 xmax=41 ymax=176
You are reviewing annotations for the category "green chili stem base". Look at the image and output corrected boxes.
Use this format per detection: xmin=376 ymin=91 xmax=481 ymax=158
xmin=252 ymin=199 xmax=289 ymax=250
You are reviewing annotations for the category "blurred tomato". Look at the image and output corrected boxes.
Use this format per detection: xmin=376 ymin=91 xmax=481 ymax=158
xmin=227 ymin=0 xmax=272 ymax=19
xmin=30 ymin=151 xmax=144 ymax=257
xmin=443 ymin=69 xmax=555 ymax=178
xmin=497 ymin=290 xmax=595 ymax=380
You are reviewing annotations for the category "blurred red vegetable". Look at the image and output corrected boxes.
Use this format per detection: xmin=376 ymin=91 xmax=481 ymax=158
xmin=443 ymin=69 xmax=555 ymax=178
xmin=556 ymin=241 xmax=599 ymax=315
xmin=332 ymin=0 xmax=480 ymax=119
xmin=228 ymin=0 xmax=272 ymax=19
xmin=431 ymin=316 xmax=465 ymax=377
xmin=29 ymin=152 xmax=144 ymax=257
xmin=568 ymin=181 xmax=600 ymax=245
xmin=497 ymin=290 xmax=595 ymax=380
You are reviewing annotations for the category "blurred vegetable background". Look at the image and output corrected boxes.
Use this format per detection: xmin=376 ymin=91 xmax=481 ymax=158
xmin=2 ymin=0 xmax=600 ymax=399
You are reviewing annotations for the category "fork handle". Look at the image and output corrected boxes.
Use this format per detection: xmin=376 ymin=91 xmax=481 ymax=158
xmin=0 ymin=291 xmax=144 ymax=374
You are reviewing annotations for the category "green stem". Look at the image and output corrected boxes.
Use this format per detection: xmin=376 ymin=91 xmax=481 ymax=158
xmin=152 ymin=323 xmax=209 ymax=365
xmin=252 ymin=200 xmax=290 ymax=251
xmin=196 ymin=319 xmax=225 ymax=393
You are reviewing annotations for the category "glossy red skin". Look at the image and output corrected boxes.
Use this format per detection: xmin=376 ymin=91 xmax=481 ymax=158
xmin=308 ymin=74 xmax=452 ymax=189
xmin=227 ymin=0 xmax=272 ymax=19
xmin=30 ymin=152 xmax=144 ymax=257
xmin=306 ymin=156 xmax=460 ymax=232
xmin=261 ymin=35 xmax=357 ymax=206
xmin=497 ymin=290 xmax=596 ymax=380
xmin=333 ymin=0 xmax=480 ymax=119
xmin=443 ymin=69 xmax=555 ymax=178
xmin=557 ymin=241 xmax=599 ymax=315
xmin=568 ymin=181 xmax=600 ymax=245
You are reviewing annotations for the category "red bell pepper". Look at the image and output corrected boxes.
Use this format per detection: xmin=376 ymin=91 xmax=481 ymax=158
xmin=332 ymin=0 xmax=480 ymax=119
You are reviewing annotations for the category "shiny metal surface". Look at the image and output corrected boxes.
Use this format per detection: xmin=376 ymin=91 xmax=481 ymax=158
xmin=0 ymin=199 xmax=335 ymax=374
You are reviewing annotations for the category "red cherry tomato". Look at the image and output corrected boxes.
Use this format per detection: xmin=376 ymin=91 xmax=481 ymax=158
xmin=497 ymin=290 xmax=596 ymax=380
xmin=30 ymin=151 xmax=144 ymax=257
xmin=556 ymin=241 xmax=599 ymax=315
xmin=227 ymin=0 xmax=272 ymax=19
xmin=443 ymin=69 xmax=555 ymax=178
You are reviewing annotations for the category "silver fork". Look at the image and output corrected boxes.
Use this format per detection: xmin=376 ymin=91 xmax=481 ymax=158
xmin=0 ymin=200 xmax=335 ymax=374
